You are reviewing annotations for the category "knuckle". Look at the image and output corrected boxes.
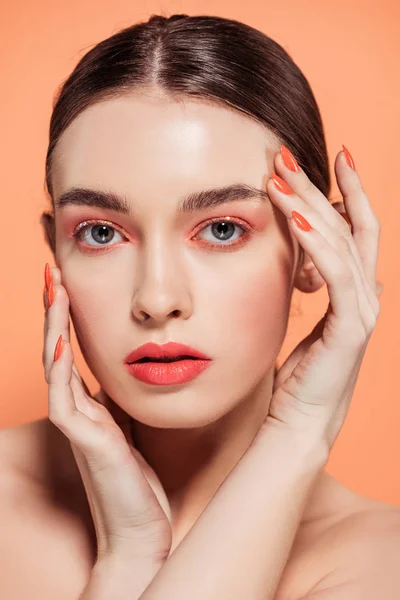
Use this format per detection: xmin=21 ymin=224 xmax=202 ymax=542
xmin=371 ymin=217 xmax=381 ymax=233
xmin=48 ymin=406 xmax=67 ymax=428
xmin=359 ymin=215 xmax=380 ymax=234
xmin=364 ymin=312 xmax=378 ymax=335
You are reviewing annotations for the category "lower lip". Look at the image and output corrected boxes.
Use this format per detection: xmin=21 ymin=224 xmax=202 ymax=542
xmin=125 ymin=359 xmax=212 ymax=385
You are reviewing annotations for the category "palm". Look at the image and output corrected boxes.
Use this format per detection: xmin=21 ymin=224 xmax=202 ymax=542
xmin=272 ymin=312 xmax=327 ymax=396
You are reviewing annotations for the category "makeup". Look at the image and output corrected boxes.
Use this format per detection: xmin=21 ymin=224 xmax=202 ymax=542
xmin=124 ymin=341 xmax=212 ymax=385
xmin=125 ymin=359 xmax=212 ymax=385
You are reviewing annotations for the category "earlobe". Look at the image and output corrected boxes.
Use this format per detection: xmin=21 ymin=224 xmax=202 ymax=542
xmin=293 ymin=251 xmax=326 ymax=294
xmin=40 ymin=212 xmax=56 ymax=256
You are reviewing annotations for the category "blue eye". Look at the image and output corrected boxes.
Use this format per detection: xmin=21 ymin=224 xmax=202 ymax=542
xmin=198 ymin=220 xmax=245 ymax=243
xmin=73 ymin=222 xmax=124 ymax=247
xmin=72 ymin=217 xmax=253 ymax=254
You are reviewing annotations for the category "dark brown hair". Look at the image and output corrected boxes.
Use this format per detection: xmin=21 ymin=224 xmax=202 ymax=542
xmin=44 ymin=13 xmax=330 ymax=204
xmin=43 ymin=14 xmax=332 ymax=382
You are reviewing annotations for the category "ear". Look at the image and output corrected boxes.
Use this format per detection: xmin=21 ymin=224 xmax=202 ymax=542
xmin=40 ymin=211 xmax=56 ymax=256
xmin=293 ymin=199 xmax=349 ymax=294
xmin=293 ymin=249 xmax=325 ymax=294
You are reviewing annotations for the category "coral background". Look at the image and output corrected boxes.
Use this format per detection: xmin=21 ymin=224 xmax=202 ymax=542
xmin=1 ymin=0 xmax=399 ymax=504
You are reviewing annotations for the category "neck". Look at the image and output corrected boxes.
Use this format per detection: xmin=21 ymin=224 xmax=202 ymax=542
xmin=129 ymin=369 xmax=277 ymax=535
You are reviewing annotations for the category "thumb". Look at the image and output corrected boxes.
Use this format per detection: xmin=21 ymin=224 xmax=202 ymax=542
xmin=93 ymin=388 xmax=135 ymax=447
xmin=274 ymin=314 xmax=327 ymax=393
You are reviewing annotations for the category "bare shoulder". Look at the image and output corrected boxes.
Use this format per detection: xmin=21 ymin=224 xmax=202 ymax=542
xmin=0 ymin=419 xmax=94 ymax=599
xmin=275 ymin=472 xmax=400 ymax=600
xmin=300 ymin=504 xmax=400 ymax=599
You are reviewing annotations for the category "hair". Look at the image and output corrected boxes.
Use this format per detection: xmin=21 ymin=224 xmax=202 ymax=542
xmin=43 ymin=13 xmax=332 ymax=381
xmin=44 ymin=13 xmax=330 ymax=201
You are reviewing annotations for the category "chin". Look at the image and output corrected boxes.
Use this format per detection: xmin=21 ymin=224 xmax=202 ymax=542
xmin=116 ymin=386 xmax=237 ymax=430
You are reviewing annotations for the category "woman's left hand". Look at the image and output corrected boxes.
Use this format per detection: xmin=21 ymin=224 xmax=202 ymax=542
xmin=264 ymin=145 xmax=381 ymax=452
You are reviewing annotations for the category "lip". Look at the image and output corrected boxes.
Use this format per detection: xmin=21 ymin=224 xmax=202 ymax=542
xmin=124 ymin=341 xmax=211 ymax=364
xmin=125 ymin=359 xmax=212 ymax=386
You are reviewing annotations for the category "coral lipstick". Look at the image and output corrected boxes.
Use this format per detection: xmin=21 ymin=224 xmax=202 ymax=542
xmin=123 ymin=341 xmax=212 ymax=386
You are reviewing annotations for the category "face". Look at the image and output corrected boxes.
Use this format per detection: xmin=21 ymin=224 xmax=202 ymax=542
xmin=50 ymin=91 xmax=300 ymax=428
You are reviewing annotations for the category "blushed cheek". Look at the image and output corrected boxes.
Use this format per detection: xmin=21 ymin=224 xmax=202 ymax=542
xmin=231 ymin=260 xmax=292 ymax=368
xmin=63 ymin=279 xmax=117 ymax=362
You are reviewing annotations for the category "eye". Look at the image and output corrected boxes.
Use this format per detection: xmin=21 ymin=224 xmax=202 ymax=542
xmin=193 ymin=218 xmax=251 ymax=248
xmin=72 ymin=221 xmax=125 ymax=248
xmin=72 ymin=217 xmax=253 ymax=253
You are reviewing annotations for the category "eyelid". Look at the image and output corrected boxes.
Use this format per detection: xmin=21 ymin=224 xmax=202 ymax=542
xmin=72 ymin=218 xmax=124 ymax=237
xmin=190 ymin=215 xmax=250 ymax=236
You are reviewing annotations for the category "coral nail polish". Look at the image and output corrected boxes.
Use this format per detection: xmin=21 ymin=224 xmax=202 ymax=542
xmin=48 ymin=282 xmax=55 ymax=307
xmin=271 ymin=174 xmax=293 ymax=195
xmin=44 ymin=263 xmax=52 ymax=291
xmin=342 ymin=145 xmax=356 ymax=170
xmin=292 ymin=210 xmax=312 ymax=231
xmin=54 ymin=335 xmax=63 ymax=361
xmin=280 ymin=145 xmax=300 ymax=172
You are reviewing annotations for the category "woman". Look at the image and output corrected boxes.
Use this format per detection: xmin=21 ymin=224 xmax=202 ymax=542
xmin=1 ymin=13 xmax=399 ymax=599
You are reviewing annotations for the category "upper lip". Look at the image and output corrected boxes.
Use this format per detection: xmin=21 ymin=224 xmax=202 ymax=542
xmin=124 ymin=342 xmax=211 ymax=363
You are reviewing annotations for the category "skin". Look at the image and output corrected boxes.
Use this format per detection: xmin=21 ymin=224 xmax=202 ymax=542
xmin=48 ymin=90 xmax=305 ymax=537
xmin=0 ymin=90 xmax=397 ymax=598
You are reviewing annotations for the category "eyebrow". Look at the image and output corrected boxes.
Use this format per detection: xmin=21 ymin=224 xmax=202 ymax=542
xmin=54 ymin=183 xmax=270 ymax=215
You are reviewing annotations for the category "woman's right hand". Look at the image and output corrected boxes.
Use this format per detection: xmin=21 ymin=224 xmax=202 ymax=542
xmin=42 ymin=265 xmax=173 ymax=567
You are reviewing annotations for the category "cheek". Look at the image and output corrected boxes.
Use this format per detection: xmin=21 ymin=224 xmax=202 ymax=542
xmin=64 ymin=274 xmax=122 ymax=357
xmin=218 ymin=256 xmax=292 ymax=364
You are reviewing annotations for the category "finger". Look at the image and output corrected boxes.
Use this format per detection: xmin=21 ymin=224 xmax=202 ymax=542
xmin=43 ymin=267 xmax=71 ymax=381
xmin=334 ymin=149 xmax=381 ymax=290
xmin=274 ymin=149 xmax=380 ymax=316
xmin=330 ymin=200 xmax=353 ymax=233
xmin=48 ymin=267 xmax=126 ymax=402
xmin=49 ymin=337 xmax=132 ymax=467
xmin=286 ymin=214 xmax=363 ymax=334
xmin=72 ymin=363 xmax=91 ymax=396
xmin=273 ymin=316 xmax=327 ymax=393
xmin=43 ymin=266 xmax=71 ymax=337
xmin=94 ymin=388 xmax=133 ymax=429
xmin=46 ymin=267 xmax=139 ymax=435
xmin=48 ymin=337 xmax=167 ymax=558
xmin=329 ymin=198 xmax=382 ymax=298
xmin=267 ymin=175 xmax=377 ymax=327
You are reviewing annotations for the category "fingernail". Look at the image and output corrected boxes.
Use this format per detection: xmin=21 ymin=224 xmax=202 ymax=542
xmin=43 ymin=286 xmax=47 ymax=311
xmin=342 ymin=145 xmax=356 ymax=170
xmin=48 ymin=282 xmax=55 ymax=307
xmin=44 ymin=263 xmax=52 ymax=292
xmin=271 ymin=174 xmax=293 ymax=195
xmin=280 ymin=145 xmax=300 ymax=172
xmin=54 ymin=335 xmax=63 ymax=361
xmin=292 ymin=210 xmax=312 ymax=232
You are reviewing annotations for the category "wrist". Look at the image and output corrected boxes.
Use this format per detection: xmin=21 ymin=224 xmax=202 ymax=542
xmin=256 ymin=417 xmax=329 ymax=472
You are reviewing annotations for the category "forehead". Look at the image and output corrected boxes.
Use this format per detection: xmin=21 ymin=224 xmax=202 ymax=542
xmin=51 ymin=92 xmax=280 ymax=200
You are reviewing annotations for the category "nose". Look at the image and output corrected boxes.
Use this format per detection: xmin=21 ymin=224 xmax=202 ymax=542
xmin=131 ymin=245 xmax=193 ymax=324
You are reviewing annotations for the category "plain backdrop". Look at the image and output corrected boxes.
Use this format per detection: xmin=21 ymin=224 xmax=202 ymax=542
xmin=1 ymin=0 xmax=399 ymax=505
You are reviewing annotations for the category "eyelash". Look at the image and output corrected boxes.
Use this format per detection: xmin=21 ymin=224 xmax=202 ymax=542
xmin=71 ymin=217 xmax=255 ymax=254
